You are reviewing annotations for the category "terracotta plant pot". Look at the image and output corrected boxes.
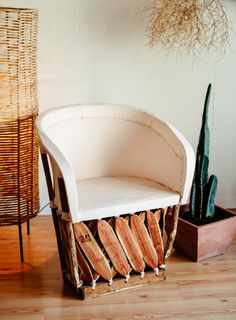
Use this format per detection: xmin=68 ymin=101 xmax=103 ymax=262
xmin=173 ymin=206 xmax=236 ymax=262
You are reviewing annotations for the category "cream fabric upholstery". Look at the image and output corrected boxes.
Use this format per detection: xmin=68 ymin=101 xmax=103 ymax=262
xmin=37 ymin=104 xmax=195 ymax=223
xmin=76 ymin=176 xmax=180 ymax=221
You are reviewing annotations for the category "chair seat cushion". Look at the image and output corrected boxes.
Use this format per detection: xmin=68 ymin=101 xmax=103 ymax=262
xmin=76 ymin=176 xmax=180 ymax=221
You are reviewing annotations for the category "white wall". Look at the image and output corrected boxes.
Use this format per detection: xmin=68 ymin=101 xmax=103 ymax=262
xmin=1 ymin=0 xmax=236 ymax=211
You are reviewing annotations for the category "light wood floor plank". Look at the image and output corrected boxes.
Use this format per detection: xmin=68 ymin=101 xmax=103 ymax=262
xmin=0 ymin=216 xmax=236 ymax=319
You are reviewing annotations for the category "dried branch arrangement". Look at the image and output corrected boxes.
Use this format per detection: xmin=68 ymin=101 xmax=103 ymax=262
xmin=142 ymin=0 xmax=229 ymax=57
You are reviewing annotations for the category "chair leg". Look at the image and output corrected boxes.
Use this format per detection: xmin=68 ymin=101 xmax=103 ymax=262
xmin=51 ymin=208 xmax=67 ymax=273
xmin=164 ymin=205 xmax=180 ymax=261
xmin=65 ymin=221 xmax=81 ymax=286
xmin=76 ymin=285 xmax=85 ymax=300
xmin=55 ymin=217 xmax=82 ymax=293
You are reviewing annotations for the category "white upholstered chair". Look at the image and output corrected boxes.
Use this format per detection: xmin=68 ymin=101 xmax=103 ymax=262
xmin=37 ymin=104 xmax=195 ymax=299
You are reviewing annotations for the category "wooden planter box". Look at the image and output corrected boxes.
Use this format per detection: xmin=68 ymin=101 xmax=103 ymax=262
xmin=174 ymin=206 xmax=236 ymax=262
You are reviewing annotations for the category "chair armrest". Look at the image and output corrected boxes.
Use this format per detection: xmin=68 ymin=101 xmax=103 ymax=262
xmin=150 ymin=115 xmax=195 ymax=204
xmin=38 ymin=130 xmax=79 ymax=219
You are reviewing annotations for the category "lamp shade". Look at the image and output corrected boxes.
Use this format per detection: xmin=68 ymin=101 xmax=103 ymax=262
xmin=0 ymin=7 xmax=39 ymax=226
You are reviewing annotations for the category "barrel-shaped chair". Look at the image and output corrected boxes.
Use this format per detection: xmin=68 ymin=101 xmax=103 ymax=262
xmin=37 ymin=104 xmax=195 ymax=299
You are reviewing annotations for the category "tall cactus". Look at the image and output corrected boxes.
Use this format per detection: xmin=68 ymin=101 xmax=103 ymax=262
xmin=190 ymin=84 xmax=218 ymax=223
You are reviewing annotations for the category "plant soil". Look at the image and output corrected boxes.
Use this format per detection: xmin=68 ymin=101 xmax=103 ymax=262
xmin=180 ymin=210 xmax=234 ymax=226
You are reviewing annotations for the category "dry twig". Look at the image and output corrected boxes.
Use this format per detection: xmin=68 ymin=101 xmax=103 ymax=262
xmin=142 ymin=0 xmax=229 ymax=58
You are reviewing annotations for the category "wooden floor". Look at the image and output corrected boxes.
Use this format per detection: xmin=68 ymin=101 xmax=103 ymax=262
xmin=0 ymin=216 xmax=236 ymax=320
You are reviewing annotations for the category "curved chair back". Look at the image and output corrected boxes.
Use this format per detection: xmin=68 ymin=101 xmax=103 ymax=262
xmin=37 ymin=104 xmax=194 ymax=206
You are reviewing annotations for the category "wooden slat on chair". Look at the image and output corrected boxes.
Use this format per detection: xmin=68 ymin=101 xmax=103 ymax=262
xmin=98 ymin=220 xmax=131 ymax=278
xmin=130 ymin=214 xmax=158 ymax=269
xmin=147 ymin=210 xmax=164 ymax=265
xmin=115 ymin=217 xmax=144 ymax=273
xmin=75 ymin=241 xmax=93 ymax=282
xmin=74 ymin=222 xmax=112 ymax=281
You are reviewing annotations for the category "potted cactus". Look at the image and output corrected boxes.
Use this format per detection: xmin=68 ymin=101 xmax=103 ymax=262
xmin=172 ymin=84 xmax=236 ymax=261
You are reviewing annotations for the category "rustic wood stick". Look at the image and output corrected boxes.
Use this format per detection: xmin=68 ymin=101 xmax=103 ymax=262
xmin=66 ymin=222 xmax=81 ymax=287
xmin=164 ymin=205 xmax=180 ymax=261
xmin=58 ymin=219 xmax=76 ymax=284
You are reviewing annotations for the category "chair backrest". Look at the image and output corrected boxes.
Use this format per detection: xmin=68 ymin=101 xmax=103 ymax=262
xmin=37 ymin=104 xmax=195 ymax=203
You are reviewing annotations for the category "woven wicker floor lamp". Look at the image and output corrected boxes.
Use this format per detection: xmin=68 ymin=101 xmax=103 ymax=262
xmin=0 ymin=7 xmax=39 ymax=261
